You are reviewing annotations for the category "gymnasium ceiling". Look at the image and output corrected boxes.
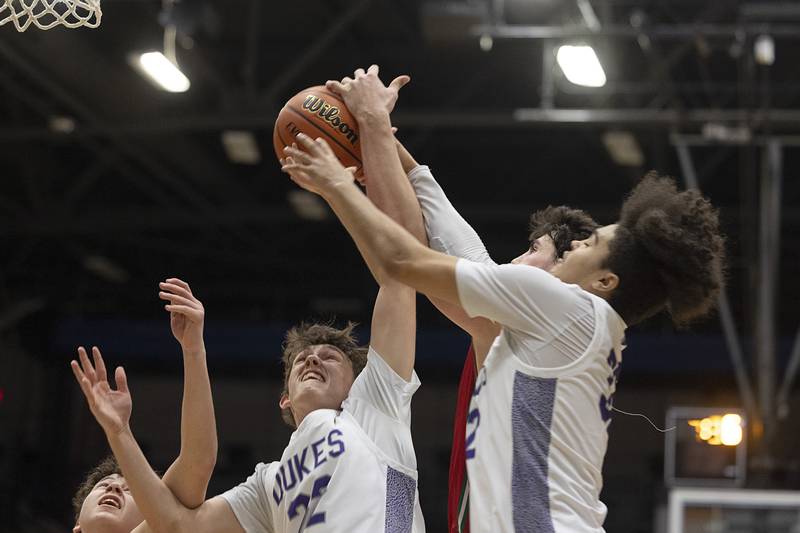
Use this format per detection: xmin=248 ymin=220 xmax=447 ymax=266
xmin=1 ymin=0 xmax=799 ymax=344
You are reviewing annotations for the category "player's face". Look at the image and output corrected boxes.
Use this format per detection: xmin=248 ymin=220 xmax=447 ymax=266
xmin=511 ymin=235 xmax=558 ymax=270
xmin=75 ymin=474 xmax=143 ymax=533
xmin=549 ymin=224 xmax=618 ymax=293
xmin=285 ymin=344 xmax=355 ymax=422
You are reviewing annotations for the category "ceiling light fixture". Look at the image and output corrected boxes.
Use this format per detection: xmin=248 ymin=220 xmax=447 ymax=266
xmin=137 ymin=51 xmax=190 ymax=93
xmin=222 ymin=131 xmax=261 ymax=165
xmin=134 ymin=8 xmax=190 ymax=93
xmin=556 ymin=45 xmax=606 ymax=87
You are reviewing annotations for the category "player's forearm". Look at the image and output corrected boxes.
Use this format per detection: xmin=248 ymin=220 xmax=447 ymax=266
xmin=360 ymin=114 xmax=427 ymax=244
xmin=106 ymin=427 xmax=194 ymax=533
xmin=323 ymin=180 xmax=436 ymax=289
xmin=165 ymin=345 xmax=217 ymax=508
xmin=395 ymin=137 xmax=419 ymax=175
xmin=407 ymin=166 xmax=495 ymax=265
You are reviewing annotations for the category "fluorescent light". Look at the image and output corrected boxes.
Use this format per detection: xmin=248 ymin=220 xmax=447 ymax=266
xmin=138 ymin=52 xmax=190 ymax=93
xmin=754 ymin=34 xmax=775 ymax=66
xmin=49 ymin=116 xmax=76 ymax=134
xmin=288 ymin=190 xmax=329 ymax=221
xmin=602 ymin=131 xmax=644 ymax=167
xmin=222 ymin=131 xmax=261 ymax=165
xmin=556 ymin=45 xmax=606 ymax=87
xmin=83 ymin=255 xmax=130 ymax=283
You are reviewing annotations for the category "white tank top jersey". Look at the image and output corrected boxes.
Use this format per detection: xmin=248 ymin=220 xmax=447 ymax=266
xmin=456 ymin=259 xmax=627 ymax=533
xmin=221 ymin=347 xmax=426 ymax=533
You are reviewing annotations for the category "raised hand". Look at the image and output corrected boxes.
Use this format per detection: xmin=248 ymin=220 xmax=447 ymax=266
xmin=325 ymin=64 xmax=410 ymax=121
xmin=282 ymin=133 xmax=358 ymax=196
xmin=158 ymin=278 xmax=205 ymax=355
xmin=71 ymin=346 xmax=132 ymax=436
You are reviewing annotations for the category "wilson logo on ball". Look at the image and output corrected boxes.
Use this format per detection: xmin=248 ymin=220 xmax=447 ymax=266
xmin=301 ymin=95 xmax=359 ymax=146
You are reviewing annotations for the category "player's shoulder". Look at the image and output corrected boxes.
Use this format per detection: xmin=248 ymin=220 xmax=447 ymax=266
xmin=251 ymin=461 xmax=280 ymax=478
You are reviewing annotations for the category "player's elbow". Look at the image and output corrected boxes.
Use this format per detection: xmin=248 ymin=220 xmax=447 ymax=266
xmin=383 ymin=253 xmax=417 ymax=286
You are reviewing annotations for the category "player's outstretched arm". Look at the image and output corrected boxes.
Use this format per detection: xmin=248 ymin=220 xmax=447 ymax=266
xmin=70 ymin=347 xmax=243 ymax=533
xmin=396 ymin=141 xmax=494 ymax=265
xmin=395 ymin=138 xmax=502 ymax=354
xmin=156 ymin=278 xmax=217 ymax=508
xmin=283 ymin=133 xmax=461 ymax=306
xmin=327 ymin=66 xmax=500 ymax=351
xmin=327 ymin=66 xmax=425 ymax=380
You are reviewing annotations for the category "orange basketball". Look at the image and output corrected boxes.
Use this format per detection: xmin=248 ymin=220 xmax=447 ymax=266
xmin=273 ymin=86 xmax=362 ymax=174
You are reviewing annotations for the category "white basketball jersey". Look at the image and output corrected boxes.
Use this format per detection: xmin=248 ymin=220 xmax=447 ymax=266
xmin=222 ymin=348 xmax=425 ymax=533
xmin=455 ymin=260 xmax=626 ymax=533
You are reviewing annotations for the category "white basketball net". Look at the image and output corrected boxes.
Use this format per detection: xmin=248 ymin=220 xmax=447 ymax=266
xmin=0 ymin=0 xmax=101 ymax=31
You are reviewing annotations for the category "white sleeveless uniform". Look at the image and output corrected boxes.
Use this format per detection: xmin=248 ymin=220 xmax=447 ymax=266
xmin=221 ymin=348 xmax=426 ymax=533
xmin=455 ymin=260 xmax=626 ymax=533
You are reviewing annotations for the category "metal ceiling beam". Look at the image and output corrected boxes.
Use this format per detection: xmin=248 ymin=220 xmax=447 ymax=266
xmin=471 ymin=23 xmax=800 ymax=39
xmin=756 ymin=140 xmax=782 ymax=442
xmin=6 ymin=108 xmax=800 ymax=141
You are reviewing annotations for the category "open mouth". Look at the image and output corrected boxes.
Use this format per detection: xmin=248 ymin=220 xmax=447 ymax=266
xmin=98 ymin=495 xmax=122 ymax=510
xmin=302 ymin=370 xmax=324 ymax=383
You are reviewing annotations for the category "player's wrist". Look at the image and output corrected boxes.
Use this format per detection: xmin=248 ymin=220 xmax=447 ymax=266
xmin=180 ymin=340 xmax=206 ymax=358
xmin=355 ymin=109 xmax=391 ymax=129
xmin=105 ymin=421 xmax=134 ymax=441
xmin=323 ymin=177 xmax=360 ymax=203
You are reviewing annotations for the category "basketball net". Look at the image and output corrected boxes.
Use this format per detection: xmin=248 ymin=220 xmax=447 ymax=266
xmin=0 ymin=0 xmax=101 ymax=31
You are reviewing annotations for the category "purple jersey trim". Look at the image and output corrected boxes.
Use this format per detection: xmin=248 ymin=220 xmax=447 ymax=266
xmin=385 ymin=466 xmax=416 ymax=533
xmin=511 ymin=372 xmax=557 ymax=533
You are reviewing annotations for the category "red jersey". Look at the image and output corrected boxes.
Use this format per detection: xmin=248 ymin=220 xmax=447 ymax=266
xmin=447 ymin=344 xmax=476 ymax=533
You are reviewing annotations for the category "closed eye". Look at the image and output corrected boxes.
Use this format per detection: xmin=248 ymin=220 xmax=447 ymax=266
xmin=322 ymin=350 xmax=342 ymax=361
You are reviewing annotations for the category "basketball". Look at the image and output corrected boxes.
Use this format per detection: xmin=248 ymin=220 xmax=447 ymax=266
xmin=273 ymin=86 xmax=362 ymax=174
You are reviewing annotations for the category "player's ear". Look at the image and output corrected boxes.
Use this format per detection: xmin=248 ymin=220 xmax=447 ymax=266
xmin=73 ymin=524 xmax=81 ymax=533
xmin=592 ymin=271 xmax=619 ymax=296
xmin=279 ymin=393 xmax=291 ymax=411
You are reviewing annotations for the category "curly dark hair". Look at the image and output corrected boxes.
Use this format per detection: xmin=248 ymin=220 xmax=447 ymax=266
xmin=529 ymin=205 xmax=599 ymax=260
xmin=72 ymin=455 xmax=122 ymax=522
xmin=280 ymin=321 xmax=368 ymax=428
xmin=604 ymin=171 xmax=726 ymax=326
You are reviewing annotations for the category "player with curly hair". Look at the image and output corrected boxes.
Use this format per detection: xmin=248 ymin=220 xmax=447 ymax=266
xmin=391 ymin=137 xmax=599 ymax=532
xmin=282 ymin=64 xmax=726 ymax=533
